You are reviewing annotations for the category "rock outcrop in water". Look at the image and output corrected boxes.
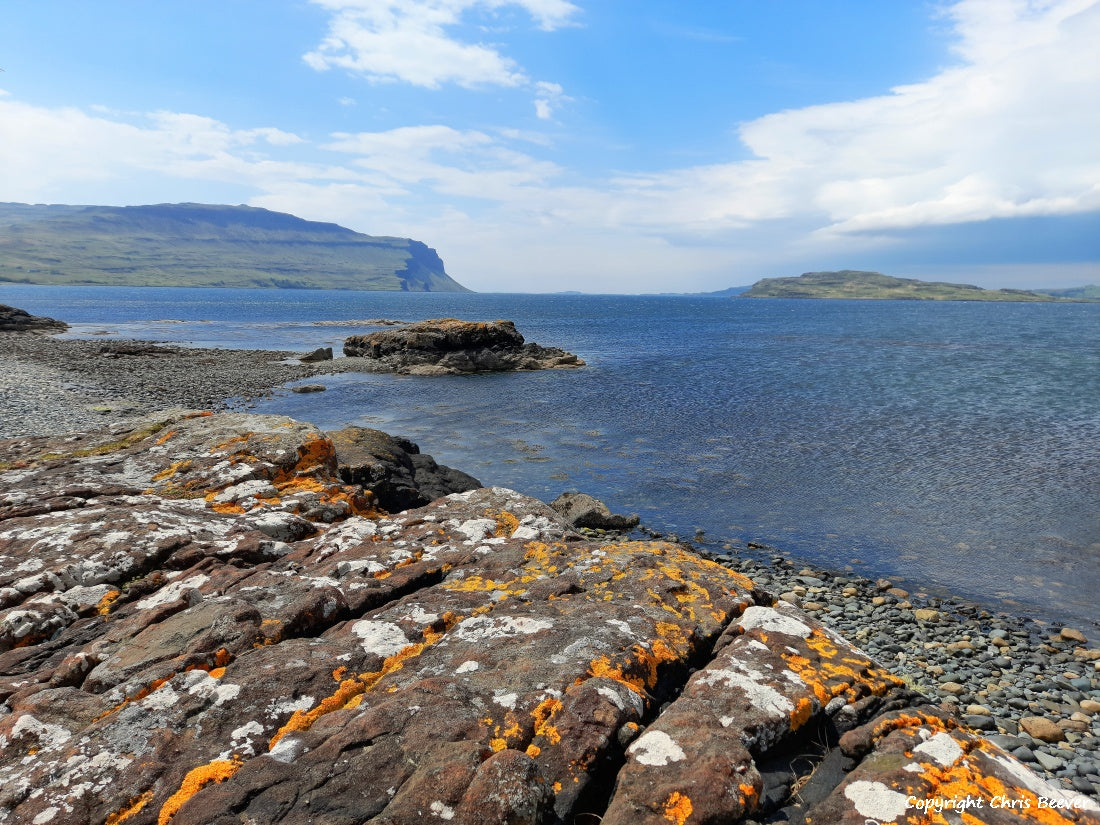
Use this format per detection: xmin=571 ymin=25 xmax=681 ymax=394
xmin=343 ymin=318 xmax=585 ymax=375
xmin=0 ymin=304 xmax=68 ymax=333
xmin=1 ymin=411 xmax=1097 ymax=825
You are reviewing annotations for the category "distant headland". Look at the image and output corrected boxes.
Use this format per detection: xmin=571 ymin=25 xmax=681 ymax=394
xmin=0 ymin=202 xmax=470 ymax=292
xmin=740 ymin=270 xmax=1098 ymax=302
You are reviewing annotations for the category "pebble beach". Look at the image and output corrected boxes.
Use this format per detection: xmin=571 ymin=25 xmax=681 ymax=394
xmin=3 ymin=330 xmax=1099 ymax=801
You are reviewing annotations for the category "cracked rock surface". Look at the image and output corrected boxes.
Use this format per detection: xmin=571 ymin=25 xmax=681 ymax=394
xmin=1 ymin=412 xmax=1097 ymax=825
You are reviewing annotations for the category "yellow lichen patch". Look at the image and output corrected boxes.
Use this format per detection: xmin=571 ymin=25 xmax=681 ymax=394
xmin=588 ymin=655 xmax=646 ymax=695
xmin=274 ymin=435 xmax=336 ymax=481
xmin=907 ymin=738 xmax=1081 ymax=825
xmin=532 ymin=697 xmax=563 ymax=745
xmin=791 ymin=696 xmax=815 ymax=731
xmin=158 ymin=757 xmax=243 ymax=825
xmin=489 ymin=716 xmax=524 ymax=752
xmin=524 ymin=541 xmax=554 ymax=564
xmin=780 ymin=629 xmax=903 ymax=706
xmin=209 ymin=433 xmax=253 ymax=454
xmin=526 ymin=744 xmax=542 ymax=758
xmin=152 ymin=460 xmax=192 ymax=482
xmin=207 ymin=498 xmax=246 ymax=515
xmin=871 ymin=711 xmax=953 ymax=743
xmin=254 ymin=618 xmax=283 ymax=648
xmin=269 ymin=615 xmax=460 ymax=750
xmin=105 ymin=790 xmax=155 ymax=825
xmin=97 ymin=589 xmax=121 ymax=618
xmin=491 ymin=510 xmax=520 ymax=537
xmin=663 ymin=791 xmax=693 ymax=825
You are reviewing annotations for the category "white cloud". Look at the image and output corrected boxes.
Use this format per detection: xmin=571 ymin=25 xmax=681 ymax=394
xmin=304 ymin=0 xmax=577 ymax=88
xmin=614 ymin=0 xmax=1100 ymax=242
xmin=533 ymin=81 xmax=568 ymax=120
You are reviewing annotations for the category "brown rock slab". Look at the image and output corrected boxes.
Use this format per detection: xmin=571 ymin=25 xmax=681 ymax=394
xmin=1 ymin=412 xmax=1088 ymax=825
xmin=600 ymin=603 xmax=906 ymax=825
xmin=1020 ymin=716 xmax=1068 ymax=743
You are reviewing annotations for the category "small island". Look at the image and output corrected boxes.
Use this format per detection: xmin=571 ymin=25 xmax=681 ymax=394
xmin=741 ymin=270 xmax=1095 ymax=302
xmin=343 ymin=318 xmax=585 ymax=375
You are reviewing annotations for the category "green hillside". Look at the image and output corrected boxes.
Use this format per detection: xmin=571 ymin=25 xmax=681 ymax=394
xmin=1033 ymin=284 xmax=1100 ymax=300
xmin=741 ymin=270 xmax=1075 ymax=302
xmin=0 ymin=202 xmax=470 ymax=292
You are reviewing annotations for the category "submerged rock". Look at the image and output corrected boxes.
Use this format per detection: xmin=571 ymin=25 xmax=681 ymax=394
xmin=0 ymin=412 xmax=1095 ymax=825
xmin=343 ymin=318 xmax=585 ymax=375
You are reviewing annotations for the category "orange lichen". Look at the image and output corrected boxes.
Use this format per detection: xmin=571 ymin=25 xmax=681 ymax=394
xmin=209 ymin=433 xmax=252 ymax=453
xmin=332 ymin=666 xmax=348 ymax=682
xmin=871 ymin=711 xmax=953 ymax=743
xmin=105 ymin=790 xmax=155 ymax=825
xmin=663 ymin=791 xmax=693 ymax=825
xmin=158 ymin=757 xmax=242 ymax=825
xmin=492 ymin=510 xmax=520 ymax=537
xmin=791 ymin=696 xmax=815 ymax=730
xmin=152 ymin=460 xmax=192 ymax=481
xmin=155 ymin=430 xmax=177 ymax=445
xmin=905 ymin=736 xmax=1083 ymax=825
xmin=269 ymin=614 xmax=459 ymax=750
xmin=526 ymin=744 xmax=542 ymax=758
xmin=532 ymin=697 xmax=563 ymax=745
xmin=207 ymin=499 xmax=246 ymax=515
xmin=780 ymin=628 xmax=903 ymax=706
xmin=96 ymin=590 xmax=121 ymax=618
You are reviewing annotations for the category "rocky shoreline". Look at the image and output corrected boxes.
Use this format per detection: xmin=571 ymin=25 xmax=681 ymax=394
xmin=708 ymin=548 xmax=1100 ymax=798
xmin=2 ymin=329 xmax=1099 ymax=819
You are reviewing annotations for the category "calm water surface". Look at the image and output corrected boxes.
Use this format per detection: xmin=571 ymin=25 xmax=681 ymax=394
xmin=5 ymin=285 xmax=1098 ymax=626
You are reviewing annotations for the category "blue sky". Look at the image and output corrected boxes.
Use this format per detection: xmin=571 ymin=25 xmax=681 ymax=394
xmin=2 ymin=1 xmax=1098 ymax=293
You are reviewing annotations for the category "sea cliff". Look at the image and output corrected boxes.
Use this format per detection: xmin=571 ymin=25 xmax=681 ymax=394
xmin=1 ymin=409 xmax=1097 ymax=825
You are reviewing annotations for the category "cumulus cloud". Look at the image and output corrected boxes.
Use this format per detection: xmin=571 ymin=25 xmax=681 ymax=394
xmin=614 ymin=0 xmax=1100 ymax=241
xmin=303 ymin=0 xmax=577 ymax=88
xmin=533 ymin=81 xmax=568 ymax=120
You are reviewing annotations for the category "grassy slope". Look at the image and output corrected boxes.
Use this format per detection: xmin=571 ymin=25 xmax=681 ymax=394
xmin=0 ymin=203 xmax=471 ymax=292
xmin=1033 ymin=284 xmax=1100 ymax=300
xmin=742 ymin=270 xmax=1077 ymax=302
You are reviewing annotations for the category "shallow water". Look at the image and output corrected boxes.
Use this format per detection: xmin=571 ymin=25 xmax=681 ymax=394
xmin=5 ymin=285 xmax=1098 ymax=626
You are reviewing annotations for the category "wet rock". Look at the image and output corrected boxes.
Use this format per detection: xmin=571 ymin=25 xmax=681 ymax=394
xmin=343 ymin=318 xmax=584 ymax=374
xmin=327 ymin=426 xmax=481 ymax=512
xmin=290 ymin=383 xmax=326 ymax=393
xmin=0 ymin=304 xmax=68 ymax=333
xmin=298 ymin=346 xmax=333 ymax=362
xmin=549 ymin=491 xmax=640 ymax=531
xmin=1062 ymin=627 xmax=1089 ymax=644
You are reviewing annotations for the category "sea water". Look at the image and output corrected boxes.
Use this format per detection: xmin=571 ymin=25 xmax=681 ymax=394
xmin=5 ymin=285 xmax=1098 ymax=626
